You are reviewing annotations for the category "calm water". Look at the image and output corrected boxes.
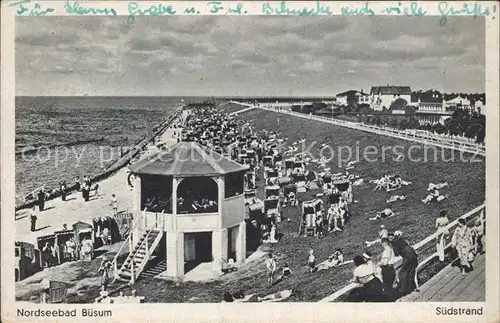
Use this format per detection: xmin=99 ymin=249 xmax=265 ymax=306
xmin=15 ymin=96 xmax=184 ymax=201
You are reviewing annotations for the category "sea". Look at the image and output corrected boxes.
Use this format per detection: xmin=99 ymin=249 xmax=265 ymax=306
xmin=15 ymin=96 xmax=191 ymax=203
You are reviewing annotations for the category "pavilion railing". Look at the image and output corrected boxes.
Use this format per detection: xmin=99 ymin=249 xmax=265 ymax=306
xmin=319 ymin=203 xmax=485 ymax=302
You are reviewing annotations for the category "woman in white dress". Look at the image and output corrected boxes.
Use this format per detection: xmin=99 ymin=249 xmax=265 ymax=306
xmin=435 ymin=210 xmax=450 ymax=261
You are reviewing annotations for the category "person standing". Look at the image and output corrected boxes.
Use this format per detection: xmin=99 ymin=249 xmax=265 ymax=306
xmin=265 ymin=253 xmax=277 ymax=288
xmin=379 ymin=238 xmax=396 ymax=293
xmin=60 ymin=181 xmax=67 ymax=201
xmin=75 ymin=176 xmax=81 ymax=192
xmin=111 ymin=194 xmax=118 ymax=214
xmin=435 ymin=210 xmax=450 ymax=261
xmin=98 ymin=260 xmax=112 ymax=291
xmin=37 ymin=189 xmax=46 ymax=211
xmin=82 ymin=184 xmax=89 ymax=202
xmin=30 ymin=206 xmax=38 ymax=232
xmin=451 ymin=218 xmax=474 ymax=275
xmin=390 ymin=232 xmax=418 ymax=295
xmin=473 ymin=218 xmax=485 ymax=255
xmin=308 ymin=249 xmax=316 ymax=273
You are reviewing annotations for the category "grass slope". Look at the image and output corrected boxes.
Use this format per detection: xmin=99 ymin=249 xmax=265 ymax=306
xmin=31 ymin=108 xmax=484 ymax=303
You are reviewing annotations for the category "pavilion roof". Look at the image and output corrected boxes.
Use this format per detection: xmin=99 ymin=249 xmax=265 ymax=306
xmin=129 ymin=142 xmax=248 ymax=177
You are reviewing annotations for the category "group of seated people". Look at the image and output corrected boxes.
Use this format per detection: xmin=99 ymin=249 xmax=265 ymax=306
xmin=177 ymin=197 xmax=218 ymax=213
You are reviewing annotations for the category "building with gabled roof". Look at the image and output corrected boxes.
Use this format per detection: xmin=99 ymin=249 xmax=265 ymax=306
xmin=370 ymin=85 xmax=412 ymax=111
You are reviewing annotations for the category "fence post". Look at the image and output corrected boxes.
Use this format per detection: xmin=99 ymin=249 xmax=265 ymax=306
xmin=114 ymin=260 xmax=118 ymax=280
xmin=130 ymin=259 xmax=135 ymax=285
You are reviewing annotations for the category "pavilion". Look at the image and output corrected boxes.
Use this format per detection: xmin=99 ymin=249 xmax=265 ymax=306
xmin=127 ymin=141 xmax=249 ymax=279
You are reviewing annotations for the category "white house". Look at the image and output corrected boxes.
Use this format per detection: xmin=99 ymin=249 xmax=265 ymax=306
xmin=411 ymin=90 xmax=453 ymax=125
xmin=444 ymin=95 xmax=472 ymax=111
xmin=336 ymin=90 xmax=370 ymax=107
xmin=370 ymin=86 xmax=412 ymax=111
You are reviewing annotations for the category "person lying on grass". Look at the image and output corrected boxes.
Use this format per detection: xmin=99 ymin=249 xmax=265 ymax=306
xmin=257 ymin=289 xmax=296 ymax=302
xmin=422 ymin=189 xmax=448 ymax=204
xmin=427 ymin=182 xmax=448 ymax=191
xmin=275 ymin=263 xmax=293 ymax=281
xmin=369 ymin=206 xmax=399 ymax=221
xmin=316 ymin=249 xmax=345 ymax=272
xmin=386 ymin=195 xmax=406 ymax=203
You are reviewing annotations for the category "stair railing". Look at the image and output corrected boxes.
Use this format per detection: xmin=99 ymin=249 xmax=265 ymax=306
xmin=129 ymin=228 xmax=164 ymax=284
xmin=112 ymin=207 xmax=147 ymax=280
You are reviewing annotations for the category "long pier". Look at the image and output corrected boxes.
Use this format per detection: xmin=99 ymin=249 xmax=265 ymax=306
xmin=229 ymin=101 xmax=485 ymax=157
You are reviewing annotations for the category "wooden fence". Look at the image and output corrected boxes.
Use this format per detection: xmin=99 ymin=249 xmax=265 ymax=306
xmin=229 ymin=101 xmax=485 ymax=157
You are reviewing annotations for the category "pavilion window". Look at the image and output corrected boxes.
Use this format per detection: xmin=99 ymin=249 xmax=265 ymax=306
xmin=225 ymin=171 xmax=245 ymax=198
xmin=177 ymin=177 xmax=218 ymax=214
xmin=141 ymin=175 xmax=173 ymax=213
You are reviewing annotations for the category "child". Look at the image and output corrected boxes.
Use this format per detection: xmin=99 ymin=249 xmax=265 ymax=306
xmin=308 ymin=249 xmax=315 ymax=273
xmin=265 ymin=253 xmax=277 ymax=288
xmin=111 ymin=194 xmax=118 ymax=215
xmin=315 ymin=216 xmax=325 ymax=238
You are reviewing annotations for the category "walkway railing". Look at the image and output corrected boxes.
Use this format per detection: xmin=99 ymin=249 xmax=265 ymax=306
xmin=319 ymin=203 xmax=485 ymax=302
xmin=229 ymin=102 xmax=485 ymax=157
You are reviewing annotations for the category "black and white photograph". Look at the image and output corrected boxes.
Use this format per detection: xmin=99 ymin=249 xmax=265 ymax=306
xmin=4 ymin=3 xmax=496 ymax=312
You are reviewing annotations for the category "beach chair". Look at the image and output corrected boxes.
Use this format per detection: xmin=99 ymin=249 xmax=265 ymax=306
xmin=48 ymin=280 xmax=68 ymax=303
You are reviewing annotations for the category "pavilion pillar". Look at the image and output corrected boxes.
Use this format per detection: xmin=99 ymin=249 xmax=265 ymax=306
xmin=217 ymin=176 xmax=224 ymax=215
xmin=166 ymin=231 xmax=184 ymax=278
xmin=236 ymin=221 xmax=246 ymax=264
xmin=132 ymin=175 xmax=142 ymax=247
xmin=212 ymin=228 xmax=228 ymax=270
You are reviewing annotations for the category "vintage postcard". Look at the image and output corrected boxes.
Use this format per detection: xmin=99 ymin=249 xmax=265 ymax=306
xmin=1 ymin=1 xmax=499 ymax=322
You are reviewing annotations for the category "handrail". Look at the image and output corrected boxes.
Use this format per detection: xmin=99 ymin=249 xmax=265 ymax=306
xmin=112 ymin=207 xmax=147 ymax=280
xmin=319 ymin=203 xmax=485 ymax=302
xmin=129 ymin=228 xmax=153 ymax=284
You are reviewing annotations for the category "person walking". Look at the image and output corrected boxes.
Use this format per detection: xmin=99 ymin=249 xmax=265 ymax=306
xmin=30 ymin=206 xmax=38 ymax=232
xmin=37 ymin=189 xmax=46 ymax=211
xmin=265 ymin=253 xmax=277 ymax=288
xmin=451 ymin=218 xmax=474 ymax=275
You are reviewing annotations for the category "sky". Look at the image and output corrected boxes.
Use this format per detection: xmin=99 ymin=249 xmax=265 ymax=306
xmin=16 ymin=16 xmax=485 ymax=97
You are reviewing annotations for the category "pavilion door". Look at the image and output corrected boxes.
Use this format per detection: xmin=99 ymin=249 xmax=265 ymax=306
xmin=194 ymin=232 xmax=212 ymax=263
xmin=184 ymin=234 xmax=196 ymax=262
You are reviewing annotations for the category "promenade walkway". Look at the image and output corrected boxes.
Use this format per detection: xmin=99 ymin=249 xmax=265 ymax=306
xmin=229 ymin=101 xmax=485 ymax=157
xmin=399 ymin=253 xmax=485 ymax=302
xmin=15 ymin=127 xmax=179 ymax=245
